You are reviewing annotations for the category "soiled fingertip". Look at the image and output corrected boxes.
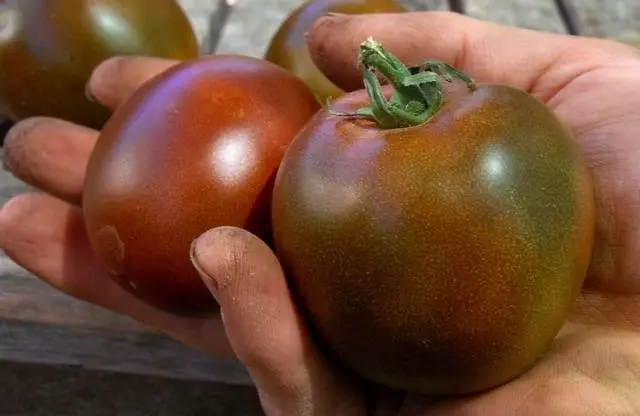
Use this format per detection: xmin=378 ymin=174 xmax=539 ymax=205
xmin=307 ymin=13 xmax=351 ymax=46
xmin=190 ymin=226 xmax=280 ymax=302
xmin=87 ymin=56 xmax=127 ymax=107
xmin=3 ymin=117 xmax=49 ymax=173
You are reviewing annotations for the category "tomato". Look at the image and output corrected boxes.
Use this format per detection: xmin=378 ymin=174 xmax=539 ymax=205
xmin=264 ymin=0 xmax=406 ymax=104
xmin=0 ymin=0 xmax=199 ymax=129
xmin=83 ymin=55 xmax=320 ymax=316
xmin=271 ymin=39 xmax=596 ymax=395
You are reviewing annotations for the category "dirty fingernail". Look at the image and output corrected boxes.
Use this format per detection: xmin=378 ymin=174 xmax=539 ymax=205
xmin=190 ymin=236 xmax=220 ymax=301
xmin=2 ymin=118 xmax=44 ymax=172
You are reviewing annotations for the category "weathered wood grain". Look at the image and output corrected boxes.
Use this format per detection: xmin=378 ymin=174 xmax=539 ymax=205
xmin=1 ymin=318 xmax=252 ymax=385
xmin=0 ymin=260 xmax=253 ymax=385
xmin=465 ymin=0 xmax=567 ymax=33
xmin=560 ymin=0 xmax=640 ymax=46
xmin=1 ymin=361 xmax=262 ymax=415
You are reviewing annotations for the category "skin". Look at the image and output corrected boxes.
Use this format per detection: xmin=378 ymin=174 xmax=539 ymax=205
xmin=271 ymin=78 xmax=596 ymax=394
xmin=1 ymin=10 xmax=639 ymax=415
xmin=0 ymin=0 xmax=198 ymax=128
xmin=83 ymin=55 xmax=320 ymax=316
xmin=264 ymin=0 xmax=406 ymax=104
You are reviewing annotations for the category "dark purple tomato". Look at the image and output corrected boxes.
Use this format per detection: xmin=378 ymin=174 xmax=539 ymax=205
xmin=83 ymin=55 xmax=320 ymax=316
xmin=271 ymin=39 xmax=595 ymax=395
xmin=0 ymin=0 xmax=199 ymax=129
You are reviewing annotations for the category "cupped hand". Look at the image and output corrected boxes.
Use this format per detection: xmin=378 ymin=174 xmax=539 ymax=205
xmin=0 ymin=56 xmax=234 ymax=357
xmin=191 ymin=12 xmax=640 ymax=415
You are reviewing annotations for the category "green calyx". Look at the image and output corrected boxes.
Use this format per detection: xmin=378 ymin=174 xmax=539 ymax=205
xmin=331 ymin=37 xmax=477 ymax=129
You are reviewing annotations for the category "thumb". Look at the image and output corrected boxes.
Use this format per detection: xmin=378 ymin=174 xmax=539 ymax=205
xmin=190 ymin=227 xmax=364 ymax=416
xmin=307 ymin=11 xmax=633 ymax=99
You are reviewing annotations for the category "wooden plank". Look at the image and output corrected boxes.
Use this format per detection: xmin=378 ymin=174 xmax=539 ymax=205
xmin=465 ymin=0 xmax=567 ymax=33
xmin=1 ymin=318 xmax=252 ymax=385
xmin=1 ymin=361 xmax=262 ymax=415
xmin=560 ymin=0 xmax=640 ymax=45
xmin=0 ymin=263 xmax=252 ymax=385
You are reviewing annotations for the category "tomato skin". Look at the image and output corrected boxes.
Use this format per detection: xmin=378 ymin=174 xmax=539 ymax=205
xmin=83 ymin=55 xmax=320 ymax=316
xmin=0 ymin=0 xmax=199 ymax=128
xmin=271 ymin=85 xmax=595 ymax=394
xmin=264 ymin=0 xmax=406 ymax=104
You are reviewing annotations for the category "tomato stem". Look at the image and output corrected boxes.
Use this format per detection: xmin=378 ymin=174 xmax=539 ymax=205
xmin=331 ymin=37 xmax=476 ymax=129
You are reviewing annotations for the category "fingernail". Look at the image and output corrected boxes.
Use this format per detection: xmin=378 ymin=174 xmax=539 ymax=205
xmin=190 ymin=236 xmax=220 ymax=301
xmin=325 ymin=12 xmax=346 ymax=17
xmin=85 ymin=81 xmax=97 ymax=103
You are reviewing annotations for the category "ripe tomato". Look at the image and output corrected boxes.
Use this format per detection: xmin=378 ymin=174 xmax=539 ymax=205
xmin=271 ymin=39 xmax=596 ymax=394
xmin=264 ymin=0 xmax=406 ymax=104
xmin=0 ymin=0 xmax=199 ymax=129
xmin=83 ymin=55 xmax=320 ymax=316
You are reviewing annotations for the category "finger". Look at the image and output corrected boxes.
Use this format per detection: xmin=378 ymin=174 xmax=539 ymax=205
xmin=3 ymin=117 xmax=97 ymax=205
xmin=191 ymin=227 xmax=364 ymax=415
xmin=88 ymin=56 xmax=180 ymax=110
xmin=307 ymin=11 xmax=638 ymax=99
xmin=0 ymin=193 xmax=232 ymax=356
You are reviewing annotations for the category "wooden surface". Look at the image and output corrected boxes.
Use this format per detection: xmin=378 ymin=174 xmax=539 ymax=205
xmin=466 ymin=0 xmax=567 ymax=33
xmin=1 ymin=0 xmax=639 ymax=413
xmin=1 ymin=361 xmax=262 ymax=416
xmin=561 ymin=0 xmax=640 ymax=45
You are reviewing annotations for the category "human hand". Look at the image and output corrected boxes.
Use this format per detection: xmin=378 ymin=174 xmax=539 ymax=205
xmin=186 ymin=12 xmax=640 ymax=415
xmin=0 ymin=57 xmax=234 ymax=357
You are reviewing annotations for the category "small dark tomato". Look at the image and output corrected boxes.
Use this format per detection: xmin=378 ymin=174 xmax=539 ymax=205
xmin=271 ymin=40 xmax=595 ymax=395
xmin=83 ymin=55 xmax=320 ymax=316
xmin=264 ymin=0 xmax=406 ymax=104
xmin=0 ymin=0 xmax=199 ymax=129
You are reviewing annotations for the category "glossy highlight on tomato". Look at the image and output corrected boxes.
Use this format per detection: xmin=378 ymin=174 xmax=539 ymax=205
xmin=0 ymin=0 xmax=199 ymax=129
xmin=264 ymin=0 xmax=406 ymax=104
xmin=83 ymin=55 xmax=320 ymax=316
xmin=271 ymin=39 xmax=596 ymax=395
